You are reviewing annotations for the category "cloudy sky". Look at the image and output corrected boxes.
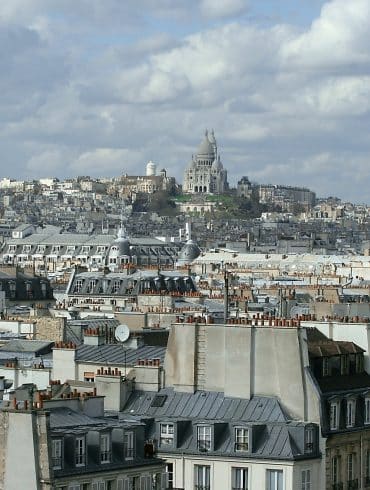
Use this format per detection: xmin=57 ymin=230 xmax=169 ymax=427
xmin=1 ymin=0 xmax=370 ymax=202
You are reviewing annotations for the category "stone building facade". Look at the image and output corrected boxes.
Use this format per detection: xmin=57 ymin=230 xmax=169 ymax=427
xmin=183 ymin=130 xmax=228 ymax=195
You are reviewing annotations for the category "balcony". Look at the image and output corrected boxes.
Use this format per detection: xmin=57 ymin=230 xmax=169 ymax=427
xmin=195 ymin=486 xmax=210 ymax=490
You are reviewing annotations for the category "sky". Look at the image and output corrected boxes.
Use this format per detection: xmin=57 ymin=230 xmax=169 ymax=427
xmin=1 ymin=0 xmax=370 ymax=202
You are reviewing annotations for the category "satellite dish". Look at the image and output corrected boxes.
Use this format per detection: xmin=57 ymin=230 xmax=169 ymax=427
xmin=115 ymin=324 xmax=130 ymax=343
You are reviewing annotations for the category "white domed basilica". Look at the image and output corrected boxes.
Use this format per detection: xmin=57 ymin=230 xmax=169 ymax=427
xmin=183 ymin=130 xmax=228 ymax=194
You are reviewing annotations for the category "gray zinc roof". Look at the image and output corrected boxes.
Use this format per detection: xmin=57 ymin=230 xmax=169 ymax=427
xmin=76 ymin=344 xmax=166 ymax=365
xmin=123 ymin=388 xmax=287 ymax=423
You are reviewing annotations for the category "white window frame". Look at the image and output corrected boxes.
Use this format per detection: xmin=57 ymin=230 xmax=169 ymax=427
xmin=75 ymin=279 xmax=83 ymax=293
xmin=75 ymin=436 xmax=86 ymax=467
xmin=301 ymin=469 xmax=311 ymax=490
xmin=365 ymin=398 xmax=370 ymax=424
xmin=100 ymin=433 xmax=111 ymax=463
xmin=194 ymin=465 xmax=210 ymax=490
xmin=124 ymin=431 xmax=134 ymax=460
xmin=160 ymin=423 xmax=174 ymax=446
xmin=234 ymin=427 xmax=249 ymax=452
xmin=197 ymin=425 xmax=212 ymax=452
xmin=92 ymin=482 xmax=106 ymax=490
xmin=348 ymin=453 xmax=354 ymax=482
xmin=266 ymin=469 xmax=283 ymax=490
xmin=332 ymin=456 xmax=339 ymax=484
xmin=140 ymin=475 xmax=152 ymax=490
xmin=346 ymin=399 xmax=356 ymax=428
xmin=305 ymin=426 xmax=314 ymax=453
xmin=330 ymin=402 xmax=339 ymax=430
xmin=52 ymin=438 xmax=63 ymax=470
xmin=231 ymin=467 xmax=248 ymax=490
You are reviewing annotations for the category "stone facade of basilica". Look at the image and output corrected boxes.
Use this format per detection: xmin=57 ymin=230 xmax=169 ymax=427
xmin=183 ymin=130 xmax=228 ymax=194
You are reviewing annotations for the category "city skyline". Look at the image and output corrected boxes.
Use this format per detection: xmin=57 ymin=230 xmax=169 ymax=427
xmin=1 ymin=0 xmax=370 ymax=202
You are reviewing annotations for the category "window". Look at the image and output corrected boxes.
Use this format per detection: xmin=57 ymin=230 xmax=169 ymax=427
xmin=330 ymin=402 xmax=339 ymax=430
xmin=365 ymin=398 xmax=370 ymax=424
xmin=356 ymin=354 xmax=363 ymax=373
xmin=117 ymin=480 xmax=130 ymax=490
xmin=75 ymin=436 xmax=86 ymax=466
xmin=124 ymin=431 xmax=134 ymax=459
xmin=366 ymin=450 xmax=370 ymax=485
xmin=92 ymin=483 xmax=105 ymax=490
xmin=140 ymin=476 xmax=151 ymax=490
xmin=68 ymin=485 xmax=81 ymax=490
xmin=234 ymin=427 xmax=249 ymax=452
xmin=100 ymin=433 xmax=111 ymax=463
xmin=75 ymin=279 xmax=83 ymax=293
xmin=197 ymin=425 xmax=211 ymax=452
xmin=305 ymin=427 xmax=314 ymax=453
xmin=341 ymin=355 xmax=349 ymax=374
xmin=163 ymin=463 xmax=173 ymax=489
xmin=160 ymin=423 xmax=174 ymax=446
xmin=232 ymin=467 xmax=248 ymax=490
xmin=112 ymin=280 xmax=121 ymax=293
xmin=322 ymin=357 xmax=330 ymax=376
xmin=87 ymin=280 xmax=97 ymax=293
xmin=266 ymin=469 xmax=283 ymax=490
xmin=332 ymin=456 xmax=340 ymax=485
xmin=194 ymin=465 xmax=210 ymax=490
xmin=52 ymin=439 xmax=63 ymax=469
xmin=301 ymin=470 xmax=311 ymax=490
xmin=346 ymin=400 xmax=356 ymax=428
xmin=348 ymin=453 xmax=355 ymax=482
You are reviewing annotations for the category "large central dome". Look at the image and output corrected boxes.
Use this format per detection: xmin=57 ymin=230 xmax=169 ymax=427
xmin=197 ymin=130 xmax=215 ymax=158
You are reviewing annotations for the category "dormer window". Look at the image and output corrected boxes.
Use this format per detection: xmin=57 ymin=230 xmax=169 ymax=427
xmin=160 ymin=423 xmax=174 ymax=446
xmin=74 ymin=279 xmax=83 ymax=293
xmin=75 ymin=436 xmax=86 ymax=467
xmin=323 ymin=357 xmax=330 ymax=376
xmin=100 ymin=433 xmax=111 ymax=463
xmin=330 ymin=401 xmax=340 ymax=431
xmin=36 ymin=245 xmax=45 ymax=253
xmin=197 ymin=425 xmax=211 ymax=452
xmin=356 ymin=354 xmax=364 ymax=373
xmin=234 ymin=427 xmax=249 ymax=452
xmin=341 ymin=355 xmax=349 ymax=374
xmin=305 ymin=426 xmax=314 ymax=453
xmin=124 ymin=431 xmax=134 ymax=460
xmin=87 ymin=280 xmax=97 ymax=293
xmin=52 ymin=438 xmax=63 ymax=470
xmin=365 ymin=397 xmax=370 ymax=424
xmin=346 ymin=399 xmax=356 ymax=428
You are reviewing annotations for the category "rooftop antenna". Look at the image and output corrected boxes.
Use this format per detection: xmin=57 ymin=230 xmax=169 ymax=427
xmin=115 ymin=324 xmax=130 ymax=377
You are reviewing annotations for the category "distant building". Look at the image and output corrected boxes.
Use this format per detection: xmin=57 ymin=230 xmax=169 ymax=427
xmin=237 ymin=176 xmax=253 ymax=198
xmin=259 ymin=184 xmax=316 ymax=211
xmin=114 ymin=166 xmax=175 ymax=197
xmin=183 ymin=130 xmax=228 ymax=194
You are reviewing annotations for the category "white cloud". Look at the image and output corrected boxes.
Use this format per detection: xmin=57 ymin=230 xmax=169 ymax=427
xmin=70 ymin=148 xmax=143 ymax=176
xmin=200 ymin=0 xmax=248 ymax=19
